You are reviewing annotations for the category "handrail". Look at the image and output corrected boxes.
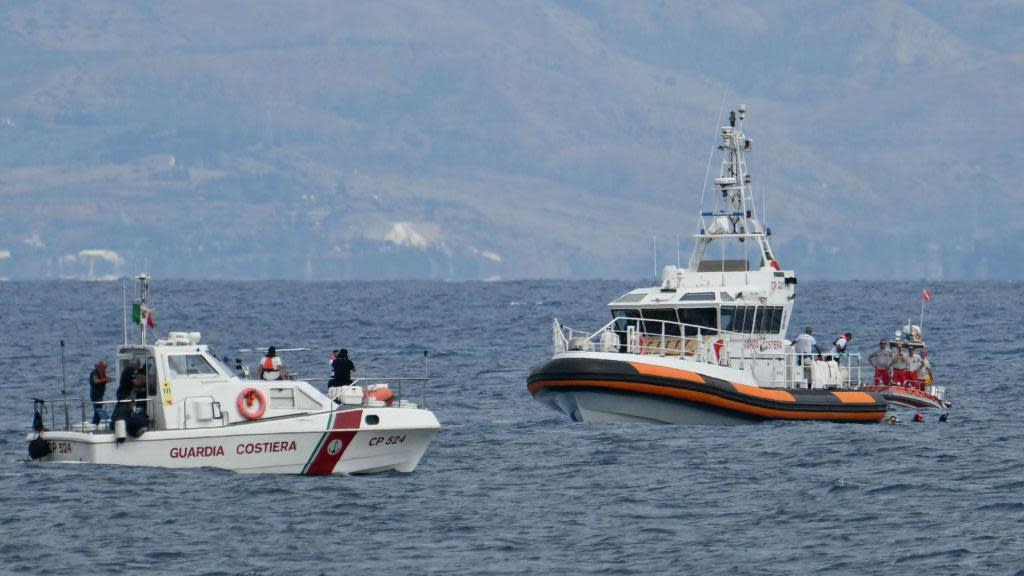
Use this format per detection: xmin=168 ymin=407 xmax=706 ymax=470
xmin=553 ymin=315 xmax=866 ymax=390
xmin=32 ymin=396 xmax=155 ymax=433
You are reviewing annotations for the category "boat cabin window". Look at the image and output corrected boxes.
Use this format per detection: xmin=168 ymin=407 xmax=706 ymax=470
xmin=680 ymin=292 xmax=716 ymax=302
xmin=677 ymin=308 xmax=717 ymax=336
xmin=269 ymin=387 xmax=322 ymax=410
xmin=720 ymin=306 xmax=784 ymax=334
xmin=639 ymin=309 xmax=680 ymax=336
xmin=167 ymin=354 xmax=218 ymax=377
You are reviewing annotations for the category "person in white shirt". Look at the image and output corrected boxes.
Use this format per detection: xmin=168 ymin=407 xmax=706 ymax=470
xmin=258 ymin=346 xmax=288 ymax=381
xmin=905 ymin=347 xmax=923 ymax=389
xmin=868 ymin=340 xmax=894 ymax=384
xmin=793 ymin=327 xmax=820 ymax=364
xmin=917 ymin=348 xmax=934 ymax=386
xmin=832 ymin=332 xmax=853 ymax=355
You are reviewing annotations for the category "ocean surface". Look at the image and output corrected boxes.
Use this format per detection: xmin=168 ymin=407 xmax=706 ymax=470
xmin=1 ymin=280 xmax=1022 ymax=575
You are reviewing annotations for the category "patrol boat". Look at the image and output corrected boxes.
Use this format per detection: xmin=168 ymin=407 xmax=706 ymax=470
xmin=528 ymin=106 xmax=887 ymax=424
xmin=864 ymin=324 xmax=951 ymax=411
xmin=26 ymin=274 xmax=440 ymax=474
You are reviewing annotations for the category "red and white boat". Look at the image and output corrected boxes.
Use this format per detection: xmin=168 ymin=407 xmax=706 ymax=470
xmin=864 ymin=324 xmax=951 ymax=411
xmin=26 ymin=274 xmax=440 ymax=475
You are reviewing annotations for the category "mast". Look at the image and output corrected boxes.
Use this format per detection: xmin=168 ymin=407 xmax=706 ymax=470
xmin=689 ymin=105 xmax=778 ymax=272
xmin=132 ymin=273 xmax=152 ymax=345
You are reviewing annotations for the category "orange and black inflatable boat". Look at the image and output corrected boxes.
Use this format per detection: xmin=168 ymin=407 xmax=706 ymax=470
xmin=528 ymin=357 xmax=888 ymax=425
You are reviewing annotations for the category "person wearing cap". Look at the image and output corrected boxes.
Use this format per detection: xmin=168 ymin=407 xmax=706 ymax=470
xmin=88 ymin=359 xmax=112 ymax=426
xmin=793 ymin=327 xmax=820 ymax=364
xmin=329 ymin=348 xmax=356 ymax=390
xmin=868 ymin=340 xmax=893 ymax=385
xmin=258 ymin=346 xmax=288 ymax=381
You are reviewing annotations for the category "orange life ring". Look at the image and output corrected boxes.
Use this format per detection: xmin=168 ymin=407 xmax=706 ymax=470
xmin=237 ymin=387 xmax=267 ymax=420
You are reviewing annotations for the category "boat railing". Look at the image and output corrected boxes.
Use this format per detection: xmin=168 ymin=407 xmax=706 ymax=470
xmin=321 ymin=377 xmax=431 ymax=409
xmin=554 ymin=316 xmax=762 ymax=364
xmin=553 ymin=318 xmax=864 ymax=389
xmin=30 ymin=396 xmax=156 ymax=433
xmin=747 ymin=351 xmax=864 ymax=390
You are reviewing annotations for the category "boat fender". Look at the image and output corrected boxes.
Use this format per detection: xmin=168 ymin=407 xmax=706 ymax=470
xmin=367 ymin=385 xmax=394 ymax=406
xmin=237 ymin=387 xmax=268 ymax=420
xmin=114 ymin=419 xmax=128 ymax=442
xmin=126 ymin=413 xmax=148 ymax=438
xmin=28 ymin=436 xmax=51 ymax=459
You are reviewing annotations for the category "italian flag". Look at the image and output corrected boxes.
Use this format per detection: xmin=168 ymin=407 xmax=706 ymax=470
xmin=132 ymin=303 xmax=155 ymax=328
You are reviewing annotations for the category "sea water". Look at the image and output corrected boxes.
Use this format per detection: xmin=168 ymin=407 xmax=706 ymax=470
xmin=0 ymin=280 xmax=1021 ymax=575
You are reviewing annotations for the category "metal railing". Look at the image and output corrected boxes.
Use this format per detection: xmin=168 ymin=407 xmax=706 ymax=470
xmin=31 ymin=396 xmax=155 ymax=433
xmin=323 ymin=377 xmax=431 ymax=409
xmin=555 ymin=316 xmax=763 ymax=360
xmin=553 ymin=317 xmax=865 ymax=390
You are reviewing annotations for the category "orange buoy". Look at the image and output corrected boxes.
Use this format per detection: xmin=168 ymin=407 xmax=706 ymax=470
xmin=366 ymin=386 xmax=394 ymax=406
xmin=236 ymin=387 xmax=268 ymax=420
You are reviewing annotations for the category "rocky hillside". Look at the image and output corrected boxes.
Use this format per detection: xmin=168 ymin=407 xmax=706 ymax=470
xmin=1 ymin=1 xmax=1021 ymax=280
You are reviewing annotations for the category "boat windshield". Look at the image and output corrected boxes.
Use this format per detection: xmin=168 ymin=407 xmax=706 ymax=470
xmin=206 ymin=351 xmax=235 ymax=376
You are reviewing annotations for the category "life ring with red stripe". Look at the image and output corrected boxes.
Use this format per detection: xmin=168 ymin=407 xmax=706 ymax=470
xmin=237 ymin=387 xmax=267 ymax=420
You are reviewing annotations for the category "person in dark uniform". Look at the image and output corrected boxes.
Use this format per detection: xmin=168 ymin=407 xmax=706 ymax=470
xmin=112 ymin=359 xmax=140 ymax=425
xmin=89 ymin=360 xmax=112 ymax=426
xmin=329 ymin=349 xmax=356 ymax=390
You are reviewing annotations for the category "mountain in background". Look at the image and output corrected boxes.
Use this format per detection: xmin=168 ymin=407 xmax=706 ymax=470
xmin=1 ymin=0 xmax=1021 ymax=281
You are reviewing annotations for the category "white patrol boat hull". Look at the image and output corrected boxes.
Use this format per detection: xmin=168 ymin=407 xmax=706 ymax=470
xmin=29 ymin=407 xmax=440 ymax=475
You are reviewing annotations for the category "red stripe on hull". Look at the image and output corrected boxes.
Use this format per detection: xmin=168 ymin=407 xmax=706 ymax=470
xmin=304 ymin=410 xmax=362 ymax=476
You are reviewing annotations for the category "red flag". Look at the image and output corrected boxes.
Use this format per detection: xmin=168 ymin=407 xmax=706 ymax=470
xmin=922 ymin=289 xmax=932 ymax=302
xmin=146 ymin=312 xmax=155 ymax=328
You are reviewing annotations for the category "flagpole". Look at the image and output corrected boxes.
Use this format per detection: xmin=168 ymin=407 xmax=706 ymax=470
xmin=920 ymin=296 xmax=926 ymax=336
xmin=122 ymin=278 xmax=128 ymax=346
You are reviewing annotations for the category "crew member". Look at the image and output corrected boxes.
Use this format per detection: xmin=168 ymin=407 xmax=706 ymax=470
xmin=891 ymin=344 xmax=908 ymax=386
xmin=329 ymin=348 xmax=356 ymax=390
xmin=905 ymin=347 xmax=924 ymax=390
xmin=793 ymin=327 xmax=820 ymax=364
xmin=258 ymin=346 xmax=288 ymax=381
xmin=918 ymin=348 xmax=934 ymax=387
xmin=328 ymin=349 xmax=338 ymax=381
xmin=832 ymin=332 xmax=853 ymax=355
xmin=868 ymin=340 xmax=893 ymax=385
xmin=89 ymin=360 xmax=112 ymax=426
xmin=112 ymin=359 xmax=140 ymax=425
